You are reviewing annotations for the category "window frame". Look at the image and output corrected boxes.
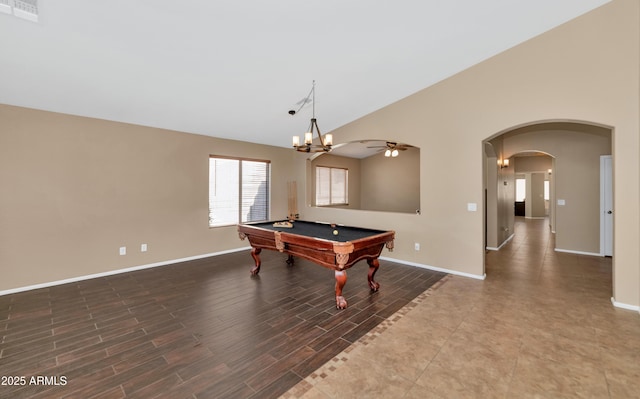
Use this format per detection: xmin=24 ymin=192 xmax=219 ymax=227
xmin=208 ymin=155 xmax=271 ymax=228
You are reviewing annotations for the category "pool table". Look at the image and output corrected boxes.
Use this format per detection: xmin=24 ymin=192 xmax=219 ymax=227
xmin=237 ymin=220 xmax=395 ymax=309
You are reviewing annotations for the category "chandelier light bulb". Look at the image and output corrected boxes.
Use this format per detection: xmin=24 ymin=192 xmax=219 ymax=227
xmin=325 ymin=134 xmax=333 ymax=146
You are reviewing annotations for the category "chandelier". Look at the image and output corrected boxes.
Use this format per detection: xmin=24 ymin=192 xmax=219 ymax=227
xmin=290 ymin=81 xmax=333 ymax=153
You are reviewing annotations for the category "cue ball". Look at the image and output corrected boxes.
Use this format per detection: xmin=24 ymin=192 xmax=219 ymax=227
xmin=333 ymin=230 xmax=339 ymax=235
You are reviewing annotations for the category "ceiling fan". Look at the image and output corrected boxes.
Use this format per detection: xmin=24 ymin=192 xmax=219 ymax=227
xmin=366 ymin=141 xmax=413 ymax=157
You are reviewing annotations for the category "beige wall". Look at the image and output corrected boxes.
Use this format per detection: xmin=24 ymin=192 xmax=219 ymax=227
xmin=484 ymin=143 xmax=499 ymax=249
xmin=360 ymin=147 xmax=420 ymax=213
xmin=514 ymin=156 xmax=552 ymax=174
xmin=487 ymin=136 xmax=516 ymax=247
xmin=296 ymin=0 xmax=640 ymax=306
xmin=527 ymin=173 xmax=546 ymax=219
xmin=0 ymin=104 xmax=295 ymax=291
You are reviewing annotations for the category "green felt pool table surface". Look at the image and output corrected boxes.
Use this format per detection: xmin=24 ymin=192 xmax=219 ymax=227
xmin=247 ymin=220 xmax=389 ymax=242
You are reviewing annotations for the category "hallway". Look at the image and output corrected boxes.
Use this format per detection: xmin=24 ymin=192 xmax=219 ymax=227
xmin=286 ymin=217 xmax=640 ymax=398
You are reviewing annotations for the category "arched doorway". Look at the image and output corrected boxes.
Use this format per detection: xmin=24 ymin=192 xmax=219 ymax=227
xmin=511 ymin=152 xmax=554 ymax=223
xmin=483 ymin=121 xmax=613 ymax=276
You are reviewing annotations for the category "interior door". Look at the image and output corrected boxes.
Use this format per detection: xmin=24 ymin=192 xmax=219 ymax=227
xmin=601 ymin=155 xmax=613 ymax=256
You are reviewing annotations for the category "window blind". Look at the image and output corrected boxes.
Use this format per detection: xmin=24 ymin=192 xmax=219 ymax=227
xmin=315 ymin=166 xmax=348 ymax=206
xmin=209 ymin=157 xmax=270 ymax=227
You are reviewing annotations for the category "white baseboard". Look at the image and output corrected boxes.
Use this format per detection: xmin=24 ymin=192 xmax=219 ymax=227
xmin=525 ymin=216 xmax=546 ymax=220
xmin=380 ymin=256 xmax=486 ymax=280
xmin=1 ymin=249 xmax=486 ymax=296
xmin=486 ymin=233 xmax=514 ymax=251
xmin=611 ymin=297 xmax=640 ymax=312
xmin=0 ymin=247 xmax=251 ymax=297
xmin=554 ymin=248 xmax=602 ymax=257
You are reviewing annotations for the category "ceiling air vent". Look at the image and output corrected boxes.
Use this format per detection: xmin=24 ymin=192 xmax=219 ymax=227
xmin=0 ymin=0 xmax=39 ymax=23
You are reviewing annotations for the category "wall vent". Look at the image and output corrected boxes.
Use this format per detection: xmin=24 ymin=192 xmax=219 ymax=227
xmin=0 ymin=0 xmax=39 ymax=23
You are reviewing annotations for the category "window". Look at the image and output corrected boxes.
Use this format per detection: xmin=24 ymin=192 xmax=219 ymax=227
xmin=544 ymin=180 xmax=550 ymax=201
xmin=316 ymin=166 xmax=348 ymax=206
xmin=515 ymin=178 xmax=526 ymax=202
xmin=209 ymin=156 xmax=270 ymax=227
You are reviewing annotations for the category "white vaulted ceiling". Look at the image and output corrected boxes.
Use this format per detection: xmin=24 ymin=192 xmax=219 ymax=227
xmin=0 ymin=0 xmax=610 ymax=147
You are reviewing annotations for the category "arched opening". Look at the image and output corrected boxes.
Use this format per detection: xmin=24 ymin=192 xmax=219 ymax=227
xmin=483 ymin=121 xmax=613 ymax=285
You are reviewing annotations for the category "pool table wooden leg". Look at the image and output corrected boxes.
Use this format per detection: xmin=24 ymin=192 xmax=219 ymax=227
xmin=335 ymin=270 xmax=348 ymax=309
xmin=250 ymin=247 xmax=262 ymax=275
xmin=367 ymin=258 xmax=381 ymax=292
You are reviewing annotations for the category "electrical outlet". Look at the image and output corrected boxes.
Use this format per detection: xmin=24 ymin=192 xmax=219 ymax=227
xmin=141 ymin=244 xmax=147 ymax=252
xmin=119 ymin=246 xmax=126 ymax=256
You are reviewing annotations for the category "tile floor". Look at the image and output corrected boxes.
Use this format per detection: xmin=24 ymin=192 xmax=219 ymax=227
xmin=282 ymin=218 xmax=640 ymax=398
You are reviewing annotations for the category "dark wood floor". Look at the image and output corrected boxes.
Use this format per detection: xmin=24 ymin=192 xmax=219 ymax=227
xmin=0 ymin=250 xmax=445 ymax=399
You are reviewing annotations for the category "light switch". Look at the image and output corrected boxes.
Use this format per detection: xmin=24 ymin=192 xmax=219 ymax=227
xmin=467 ymin=203 xmax=477 ymax=212
xmin=558 ymin=199 xmax=566 ymax=206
